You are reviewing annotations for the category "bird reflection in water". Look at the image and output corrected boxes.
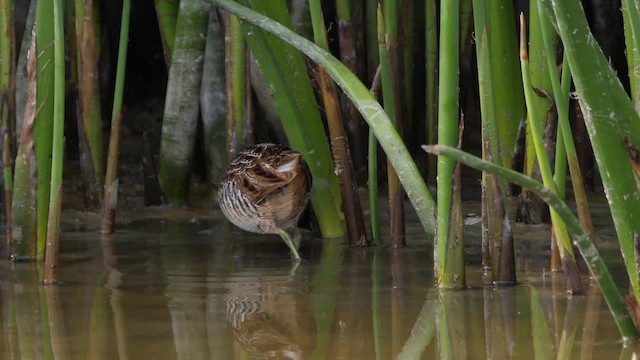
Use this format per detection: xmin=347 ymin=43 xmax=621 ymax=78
xmin=225 ymin=263 xmax=316 ymax=360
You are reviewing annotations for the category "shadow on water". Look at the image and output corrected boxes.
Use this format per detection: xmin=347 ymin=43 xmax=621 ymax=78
xmin=1 ymin=211 xmax=640 ymax=359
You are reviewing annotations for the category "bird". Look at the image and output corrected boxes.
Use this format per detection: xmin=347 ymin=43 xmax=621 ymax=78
xmin=218 ymin=143 xmax=312 ymax=260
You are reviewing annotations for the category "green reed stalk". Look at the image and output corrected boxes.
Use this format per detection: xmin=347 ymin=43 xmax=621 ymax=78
xmin=33 ymin=0 xmax=56 ymax=260
xmin=101 ymin=0 xmax=131 ymax=234
xmin=3 ymin=131 xmax=11 ymax=245
xmin=558 ymin=66 xmax=573 ymax=194
xmin=0 ymin=0 xmax=14 ymax=122
xmin=524 ymin=0 xmax=553 ymax=177
xmin=621 ymin=0 xmax=640 ymax=113
xmin=153 ymin=0 xmax=179 ymax=66
xmin=366 ymin=0 xmax=380 ymax=83
xmin=382 ymin=0 xmax=406 ymax=248
xmin=471 ymin=4 xmax=500 ymax=172
xmin=228 ymin=15 xmax=245 ymax=153
xmin=158 ymin=0 xmax=209 ymax=204
xmin=75 ymin=0 xmax=105 ymax=208
xmin=210 ymin=0 xmax=436 ymax=238
xmin=44 ymin=0 xmax=65 ymax=283
xmin=400 ymin=0 xmax=416 ymax=128
xmin=369 ymin=67 xmax=382 ymax=245
xmin=542 ymin=0 xmax=640 ymax=307
xmin=537 ymin=4 xmax=597 ymax=245
xmin=472 ymin=0 xmax=516 ymax=284
xmin=335 ymin=0 xmax=352 ymax=51
xmin=377 ymin=5 xmax=400 ymax=243
xmin=552 ymin=63 xmax=568 ymax=199
xmin=527 ymin=0 xmax=559 ymax=268
xmin=65 ymin=0 xmax=77 ymax=87
xmin=436 ymin=0 xmax=464 ymax=288
xmin=200 ymin=10 xmax=227 ymax=185
xmin=382 ymin=0 xmax=398 ymax=54
xmin=290 ymin=0 xmax=312 ymax=38
xmin=14 ymin=0 xmax=35 ymax=135
xmin=449 ymin=123 xmax=465 ymax=285
xmin=422 ymin=144 xmax=638 ymax=339
xmin=425 ymin=0 xmax=438 ymax=185
xmin=519 ymin=16 xmax=582 ymax=294
xmin=368 ymin=130 xmax=380 ymax=244
xmin=0 ymin=0 xmax=14 ymax=242
xmin=549 ymin=60 xmax=568 ymax=271
xmin=336 ymin=0 xmax=367 ymax=170
xmin=309 ymin=0 xmax=367 ymax=246
xmin=10 ymin=35 xmax=37 ymax=260
xmin=487 ymin=2 xmax=525 ymax=168
xmin=459 ymin=0 xmax=473 ymax=67
xmin=236 ymin=0 xmax=343 ymax=238
xmin=0 ymin=0 xmax=14 ymax=118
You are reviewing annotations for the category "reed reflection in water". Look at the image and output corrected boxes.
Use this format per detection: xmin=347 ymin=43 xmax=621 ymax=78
xmin=0 ymin=219 xmax=638 ymax=359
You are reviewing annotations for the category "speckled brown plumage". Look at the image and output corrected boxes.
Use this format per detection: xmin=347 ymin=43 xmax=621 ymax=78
xmin=218 ymin=144 xmax=311 ymax=259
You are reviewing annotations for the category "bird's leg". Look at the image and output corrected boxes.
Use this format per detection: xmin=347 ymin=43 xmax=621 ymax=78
xmin=287 ymin=261 xmax=300 ymax=276
xmin=291 ymin=227 xmax=302 ymax=249
xmin=277 ymin=228 xmax=301 ymax=260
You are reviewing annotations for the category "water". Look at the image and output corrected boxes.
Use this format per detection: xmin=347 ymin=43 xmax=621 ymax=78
xmin=0 ymin=207 xmax=639 ymax=359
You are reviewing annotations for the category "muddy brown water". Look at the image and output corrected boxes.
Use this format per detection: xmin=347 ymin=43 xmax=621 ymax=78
xmin=1 ymin=200 xmax=639 ymax=359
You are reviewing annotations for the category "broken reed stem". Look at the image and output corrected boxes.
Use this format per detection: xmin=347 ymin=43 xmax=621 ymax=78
xmin=100 ymin=0 xmax=130 ymax=234
xmin=309 ymin=0 xmax=367 ymax=246
xmin=318 ymin=68 xmax=368 ymax=246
